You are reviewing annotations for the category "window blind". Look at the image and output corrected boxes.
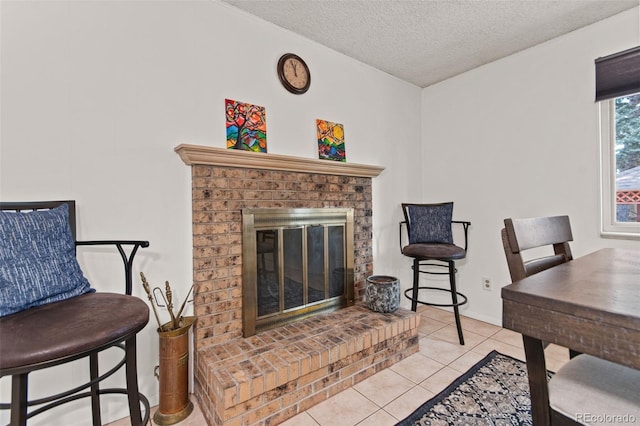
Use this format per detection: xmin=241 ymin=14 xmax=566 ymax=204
xmin=595 ymin=45 xmax=640 ymax=101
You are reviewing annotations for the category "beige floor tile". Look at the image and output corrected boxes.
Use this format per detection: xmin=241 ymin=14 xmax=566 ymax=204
xmin=491 ymin=328 xmax=524 ymax=347
xmin=462 ymin=339 xmax=494 ymax=358
xmin=544 ymin=345 xmax=570 ymax=372
xmin=418 ymin=336 xmax=468 ymax=364
xmin=382 ymin=385 xmax=435 ymax=421
xmin=429 ymin=325 xmax=485 ymax=348
xmin=460 ymin=316 xmax=501 ymax=337
xmin=419 ymin=366 xmax=463 ymax=394
xmin=175 ymin=408 xmax=207 ymax=426
xmin=353 ymin=368 xmax=415 ymax=407
xmin=355 ymin=409 xmax=398 ymax=426
xmin=389 ymin=353 xmax=445 ymax=384
xmin=545 ymin=354 xmax=570 ymax=372
xmin=471 ymin=338 xmax=526 ymax=361
xmin=447 ymin=350 xmax=487 ymax=373
xmin=418 ymin=306 xmax=456 ymax=324
xmin=417 ymin=317 xmax=448 ymax=335
xmin=107 ymin=401 xmax=202 ymax=426
xmin=307 ymin=388 xmax=379 ymax=426
xmin=280 ymin=412 xmax=320 ymax=426
xmin=544 ymin=343 xmax=571 ymax=360
xmin=106 ymin=416 xmax=129 ymax=426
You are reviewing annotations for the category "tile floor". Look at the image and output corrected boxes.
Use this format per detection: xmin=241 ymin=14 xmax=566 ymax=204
xmin=108 ymin=306 xmax=570 ymax=426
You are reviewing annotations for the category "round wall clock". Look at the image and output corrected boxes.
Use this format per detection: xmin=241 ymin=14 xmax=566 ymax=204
xmin=277 ymin=53 xmax=311 ymax=94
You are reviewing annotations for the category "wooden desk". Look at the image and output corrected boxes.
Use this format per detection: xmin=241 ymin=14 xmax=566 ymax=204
xmin=502 ymin=248 xmax=640 ymax=425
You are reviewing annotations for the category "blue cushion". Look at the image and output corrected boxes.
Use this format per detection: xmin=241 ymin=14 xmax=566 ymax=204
xmin=0 ymin=204 xmax=93 ymax=317
xmin=407 ymin=203 xmax=454 ymax=244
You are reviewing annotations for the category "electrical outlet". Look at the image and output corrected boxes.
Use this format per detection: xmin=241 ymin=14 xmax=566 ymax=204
xmin=482 ymin=277 xmax=492 ymax=290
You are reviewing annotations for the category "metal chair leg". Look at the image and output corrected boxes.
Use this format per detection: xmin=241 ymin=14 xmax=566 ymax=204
xmin=125 ymin=336 xmax=143 ymax=426
xmin=448 ymin=261 xmax=465 ymax=345
xmin=569 ymin=349 xmax=582 ymax=359
xmin=89 ymin=353 xmax=102 ymax=426
xmin=10 ymin=373 xmax=28 ymax=426
xmin=411 ymin=259 xmax=420 ymax=311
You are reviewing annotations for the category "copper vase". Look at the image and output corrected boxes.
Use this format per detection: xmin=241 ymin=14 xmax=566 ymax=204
xmin=153 ymin=317 xmax=195 ymax=425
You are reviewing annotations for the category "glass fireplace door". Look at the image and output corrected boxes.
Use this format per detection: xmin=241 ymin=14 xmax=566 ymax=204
xmin=255 ymin=225 xmax=347 ymax=319
xmin=243 ymin=208 xmax=354 ymax=337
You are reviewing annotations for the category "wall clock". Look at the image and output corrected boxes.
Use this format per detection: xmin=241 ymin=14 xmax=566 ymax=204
xmin=277 ymin=53 xmax=311 ymax=94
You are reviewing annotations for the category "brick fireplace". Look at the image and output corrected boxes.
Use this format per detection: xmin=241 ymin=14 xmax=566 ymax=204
xmin=176 ymin=145 xmax=420 ymax=426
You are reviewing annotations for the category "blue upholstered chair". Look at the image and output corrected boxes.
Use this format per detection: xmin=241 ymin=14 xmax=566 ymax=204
xmin=0 ymin=201 xmax=150 ymax=425
xmin=400 ymin=202 xmax=470 ymax=345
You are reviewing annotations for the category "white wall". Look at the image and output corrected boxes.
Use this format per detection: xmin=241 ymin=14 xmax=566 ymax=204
xmin=0 ymin=1 xmax=422 ymax=424
xmin=420 ymin=8 xmax=640 ymax=326
xmin=4 ymin=1 xmax=638 ymax=423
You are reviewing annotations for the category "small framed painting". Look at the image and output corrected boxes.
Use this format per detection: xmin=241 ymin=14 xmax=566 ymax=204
xmin=316 ymin=119 xmax=346 ymax=162
xmin=226 ymin=99 xmax=267 ymax=152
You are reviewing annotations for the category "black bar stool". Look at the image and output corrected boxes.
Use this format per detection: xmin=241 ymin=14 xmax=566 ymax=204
xmin=400 ymin=202 xmax=470 ymax=345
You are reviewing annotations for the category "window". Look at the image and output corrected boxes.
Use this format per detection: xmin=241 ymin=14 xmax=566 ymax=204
xmin=599 ymin=93 xmax=640 ymax=238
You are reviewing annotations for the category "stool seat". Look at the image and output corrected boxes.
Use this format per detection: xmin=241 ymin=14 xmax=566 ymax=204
xmin=402 ymin=243 xmax=466 ymax=260
xmin=0 ymin=293 xmax=148 ymax=373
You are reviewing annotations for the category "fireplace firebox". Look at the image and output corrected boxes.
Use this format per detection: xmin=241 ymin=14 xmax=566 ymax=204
xmin=242 ymin=208 xmax=355 ymax=336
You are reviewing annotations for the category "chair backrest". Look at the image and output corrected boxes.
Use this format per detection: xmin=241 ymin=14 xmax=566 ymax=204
xmin=0 ymin=200 xmax=76 ymax=241
xmin=501 ymin=215 xmax=573 ymax=282
xmin=401 ymin=202 xmax=454 ymax=244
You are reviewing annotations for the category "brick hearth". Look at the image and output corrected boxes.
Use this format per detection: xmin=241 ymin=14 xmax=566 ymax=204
xmin=197 ymin=306 xmax=419 ymax=425
xmin=178 ymin=146 xmax=419 ymax=426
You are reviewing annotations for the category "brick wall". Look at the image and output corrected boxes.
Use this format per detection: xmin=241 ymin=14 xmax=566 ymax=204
xmin=191 ymin=165 xmax=374 ymax=350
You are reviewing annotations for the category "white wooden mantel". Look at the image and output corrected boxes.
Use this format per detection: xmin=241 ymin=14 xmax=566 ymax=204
xmin=175 ymin=144 xmax=385 ymax=178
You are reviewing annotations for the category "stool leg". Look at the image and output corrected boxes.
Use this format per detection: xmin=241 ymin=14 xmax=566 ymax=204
xmin=448 ymin=261 xmax=465 ymax=345
xmin=125 ymin=336 xmax=143 ymax=426
xmin=10 ymin=373 xmax=28 ymax=426
xmin=411 ymin=259 xmax=420 ymax=311
xmin=89 ymin=353 xmax=102 ymax=426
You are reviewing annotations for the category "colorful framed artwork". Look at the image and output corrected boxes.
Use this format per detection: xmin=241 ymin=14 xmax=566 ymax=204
xmin=316 ymin=119 xmax=346 ymax=162
xmin=226 ymin=99 xmax=267 ymax=152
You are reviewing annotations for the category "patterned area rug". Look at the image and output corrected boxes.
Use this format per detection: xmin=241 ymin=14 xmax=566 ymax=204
xmin=396 ymin=350 xmax=549 ymax=426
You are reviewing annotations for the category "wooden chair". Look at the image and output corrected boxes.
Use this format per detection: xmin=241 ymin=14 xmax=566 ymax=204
xmin=0 ymin=201 xmax=150 ymax=425
xmin=501 ymin=215 xmax=573 ymax=283
xmin=501 ymin=215 xmax=640 ymax=425
xmin=502 ymin=215 xmax=579 ymax=358
xmin=400 ymin=202 xmax=470 ymax=345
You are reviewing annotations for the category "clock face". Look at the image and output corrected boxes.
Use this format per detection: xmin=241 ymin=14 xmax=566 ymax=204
xmin=278 ymin=54 xmax=310 ymax=94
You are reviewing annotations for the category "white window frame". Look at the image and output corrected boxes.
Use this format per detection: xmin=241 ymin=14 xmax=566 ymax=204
xmin=599 ymin=99 xmax=640 ymax=239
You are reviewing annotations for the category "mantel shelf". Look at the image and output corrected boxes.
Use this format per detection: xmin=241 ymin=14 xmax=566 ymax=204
xmin=175 ymin=144 xmax=385 ymax=178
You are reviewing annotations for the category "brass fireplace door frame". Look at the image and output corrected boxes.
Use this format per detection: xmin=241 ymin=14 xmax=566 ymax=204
xmin=242 ymin=208 xmax=355 ymax=337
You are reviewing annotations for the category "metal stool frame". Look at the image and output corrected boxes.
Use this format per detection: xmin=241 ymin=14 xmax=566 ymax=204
xmin=400 ymin=215 xmax=470 ymax=345
xmin=0 ymin=201 xmax=150 ymax=426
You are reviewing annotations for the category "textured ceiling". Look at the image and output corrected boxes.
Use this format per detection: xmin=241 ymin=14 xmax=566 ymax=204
xmin=221 ymin=0 xmax=639 ymax=87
